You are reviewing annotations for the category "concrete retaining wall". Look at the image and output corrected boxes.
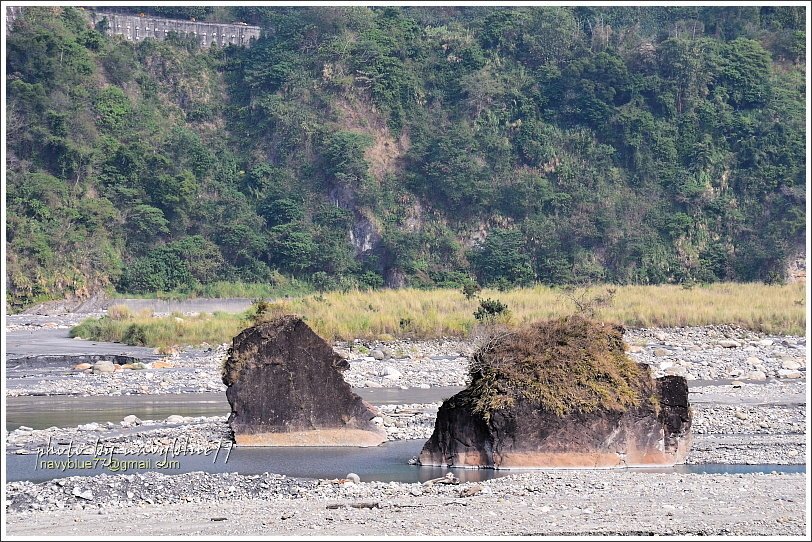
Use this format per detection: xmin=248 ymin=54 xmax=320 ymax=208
xmin=5 ymin=6 xmax=261 ymax=48
xmin=90 ymin=11 xmax=261 ymax=48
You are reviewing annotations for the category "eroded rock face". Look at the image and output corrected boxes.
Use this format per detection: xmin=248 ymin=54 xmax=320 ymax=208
xmin=419 ymin=318 xmax=692 ymax=469
xmin=222 ymin=316 xmax=386 ymax=447
xmin=419 ymin=372 xmax=692 ymax=468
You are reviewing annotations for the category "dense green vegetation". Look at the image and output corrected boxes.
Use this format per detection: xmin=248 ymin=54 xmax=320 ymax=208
xmin=6 ymin=6 xmax=806 ymax=310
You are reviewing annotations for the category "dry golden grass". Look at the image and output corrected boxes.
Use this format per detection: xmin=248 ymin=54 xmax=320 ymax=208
xmin=274 ymin=282 xmax=806 ymax=340
xmin=72 ymin=283 xmax=805 ymax=347
xmin=467 ymin=316 xmax=649 ymax=419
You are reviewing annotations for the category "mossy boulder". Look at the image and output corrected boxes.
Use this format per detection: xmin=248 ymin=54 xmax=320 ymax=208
xmin=419 ymin=316 xmax=692 ymax=468
xmin=222 ymin=315 xmax=386 ymax=446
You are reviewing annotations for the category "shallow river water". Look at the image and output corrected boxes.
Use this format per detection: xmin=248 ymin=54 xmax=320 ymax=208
xmin=6 ymin=440 xmax=805 ymax=484
xmin=5 ymin=388 xmax=464 ymax=431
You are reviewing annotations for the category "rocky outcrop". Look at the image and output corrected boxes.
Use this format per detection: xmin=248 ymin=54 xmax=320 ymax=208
xmin=418 ymin=317 xmax=692 ymax=468
xmin=222 ymin=316 xmax=386 ymax=446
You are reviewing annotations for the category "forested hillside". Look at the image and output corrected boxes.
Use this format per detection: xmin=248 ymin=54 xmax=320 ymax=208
xmin=5 ymin=6 xmax=806 ymax=310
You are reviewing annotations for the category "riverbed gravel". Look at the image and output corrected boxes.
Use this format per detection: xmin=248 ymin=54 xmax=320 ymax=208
xmin=4 ymin=470 xmax=806 ymax=535
xmin=6 ymin=321 xmax=806 ymax=397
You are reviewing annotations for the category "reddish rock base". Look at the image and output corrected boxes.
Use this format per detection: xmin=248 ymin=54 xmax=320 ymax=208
xmin=234 ymin=429 xmax=387 ymax=447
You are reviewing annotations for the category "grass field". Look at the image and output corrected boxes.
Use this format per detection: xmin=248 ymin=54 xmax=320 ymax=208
xmin=70 ymin=282 xmax=806 ymax=348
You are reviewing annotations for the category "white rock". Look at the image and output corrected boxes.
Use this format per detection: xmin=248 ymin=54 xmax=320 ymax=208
xmin=77 ymin=423 xmax=101 ymax=431
xmin=381 ymin=367 xmax=402 ymax=380
xmin=718 ymin=340 xmax=740 ymax=348
xmin=346 ymin=473 xmax=360 ymax=484
xmin=72 ymin=488 xmax=93 ymax=500
xmin=164 ymin=415 xmax=185 ymax=424
xmin=371 ymin=349 xmax=385 ymax=360
xmin=781 ymin=360 xmax=801 ymax=371
xmin=121 ymin=415 xmax=142 ymax=427
xmin=746 ymin=371 xmax=767 ymax=381
xmin=745 ymin=356 xmax=762 ymax=366
xmin=777 ymin=369 xmax=802 ymax=379
xmin=758 ymin=339 xmax=774 ymax=346
xmin=92 ymin=360 xmax=116 ymax=374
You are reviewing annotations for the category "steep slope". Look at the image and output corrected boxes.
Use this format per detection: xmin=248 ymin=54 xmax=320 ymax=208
xmin=5 ymin=6 xmax=806 ymax=310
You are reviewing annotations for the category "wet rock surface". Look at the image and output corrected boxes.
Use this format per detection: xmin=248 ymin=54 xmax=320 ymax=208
xmin=222 ymin=316 xmax=386 ymax=446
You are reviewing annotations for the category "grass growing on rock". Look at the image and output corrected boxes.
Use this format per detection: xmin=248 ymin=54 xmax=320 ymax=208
xmin=70 ymin=282 xmax=805 ymax=348
xmin=467 ymin=316 xmax=649 ymax=418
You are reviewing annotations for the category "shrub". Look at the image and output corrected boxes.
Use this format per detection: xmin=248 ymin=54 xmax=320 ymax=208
xmin=462 ymin=281 xmax=481 ymax=300
xmin=121 ymin=323 xmax=148 ymax=346
xmin=474 ymin=298 xmax=510 ymax=322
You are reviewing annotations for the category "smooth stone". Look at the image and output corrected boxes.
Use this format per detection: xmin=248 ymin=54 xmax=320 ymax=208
xmin=77 ymin=423 xmax=100 ymax=431
xmin=371 ymin=349 xmax=385 ymax=360
xmin=165 ymin=415 xmax=185 ymax=424
xmin=627 ymin=345 xmax=644 ymax=353
xmin=653 ymin=348 xmax=669 ymax=357
xmin=781 ymin=360 xmax=801 ymax=371
xmin=746 ymin=356 xmax=762 ymax=366
xmin=718 ymin=340 xmax=740 ymax=348
xmin=777 ymin=369 xmax=802 ymax=379
xmin=345 ymin=473 xmax=360 ymax=484
xmin=121 ymin=415 xmax=142 ymax=427
xmin=746 ymin=371 xmax=767 ymax=381
xmin=92 ymin=360 xmax=116 ymax=374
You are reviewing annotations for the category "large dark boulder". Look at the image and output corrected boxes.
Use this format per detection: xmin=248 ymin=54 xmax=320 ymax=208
xmin=419 ymin=316 xmax=692 ymax=468
xmin=222 ymin=315 xmax=386 ymax=446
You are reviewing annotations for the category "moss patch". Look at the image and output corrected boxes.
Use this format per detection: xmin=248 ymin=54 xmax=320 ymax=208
xmin=468 ymin=315 xmax=649 ymax=419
